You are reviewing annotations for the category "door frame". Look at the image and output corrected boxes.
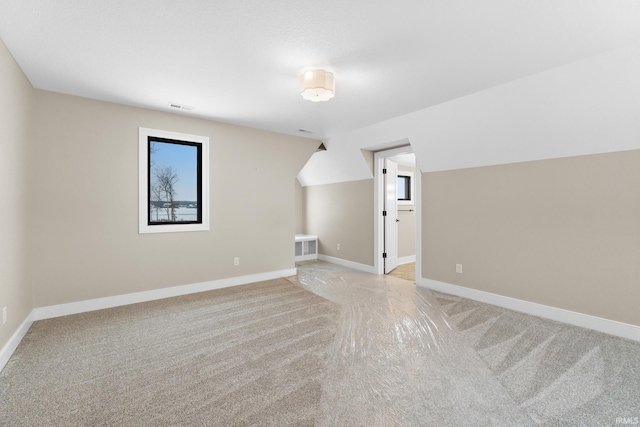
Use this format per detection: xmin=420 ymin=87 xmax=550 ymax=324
xmin=373 ymin=146 xmax=421 ymax=281
xmin=383 ymin=158 xmax=399 ymax=273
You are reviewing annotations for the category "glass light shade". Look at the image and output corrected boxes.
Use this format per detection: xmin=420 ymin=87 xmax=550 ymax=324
xmin=300 ymin=69 xmax=335 ymax=102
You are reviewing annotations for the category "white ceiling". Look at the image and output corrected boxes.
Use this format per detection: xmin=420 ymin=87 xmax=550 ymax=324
xmin=2 ymin=1 xmax=640 ymax=141
xmin=389 ymin=153 xmax=416 ymax=168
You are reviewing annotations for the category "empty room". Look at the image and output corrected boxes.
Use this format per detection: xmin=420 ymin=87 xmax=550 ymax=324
xmin=1 ymin=1 xmax=639 ymax=425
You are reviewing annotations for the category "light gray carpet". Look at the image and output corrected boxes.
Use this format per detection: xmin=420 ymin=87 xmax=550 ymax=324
xmin=433 ymin=291 xmax=640 ymax=426
xmin=0 ymin=278 xmax=339 ymax=426
xmin=2 ymin=262 xmax=640 ymax=426
xmin=294 ymin=261 xmax=640 ymax=426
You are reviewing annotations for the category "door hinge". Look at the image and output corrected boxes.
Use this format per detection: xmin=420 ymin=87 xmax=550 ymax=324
xmin=382 ymin=168 xmax=387 ymax=174
xmin=382 ymin=210 xmax=387 ymax=216
xmin=382 ymin=253 xmax=387 ymax=258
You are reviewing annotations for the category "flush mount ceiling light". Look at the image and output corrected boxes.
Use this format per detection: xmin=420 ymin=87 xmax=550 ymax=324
xmin=300 ymin=69 xmax=335 ymax=102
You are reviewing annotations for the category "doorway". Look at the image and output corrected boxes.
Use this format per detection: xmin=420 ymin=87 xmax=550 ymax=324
xmin=373 ymin=146 xmax=420 ymax=283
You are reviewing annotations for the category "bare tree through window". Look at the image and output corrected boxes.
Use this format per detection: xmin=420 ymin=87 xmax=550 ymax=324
xmin=147 ymin=138 xmax=201 ymax=225
xmin=139 ymin=128 xmax=209 ymax=234
xmin=155 ymin=165 xmax=179 ymax=221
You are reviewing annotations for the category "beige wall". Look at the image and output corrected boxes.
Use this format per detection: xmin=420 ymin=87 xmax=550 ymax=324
xmin=305 ymin=179 xmax=374 ymax=266
xmin=422 ymin=150 xmax=640 ymax=326
xmin=294 ymin=179 xmax=304 ymax=234
xmin=29 ymin=90 xmax=317 ymax=307
xmin=0 ymin=39 xmax=33 ymax=350
xmin=397 ymin=165 xmax=416 ymax=259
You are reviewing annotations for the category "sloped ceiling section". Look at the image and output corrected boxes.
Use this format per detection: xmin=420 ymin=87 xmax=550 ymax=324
xmin=298 ymin=41 xmax=640 ymax=187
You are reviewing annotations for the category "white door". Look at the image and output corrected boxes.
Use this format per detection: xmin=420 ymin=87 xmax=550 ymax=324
xmin=384 ymin=159 xmax=399 ymax=273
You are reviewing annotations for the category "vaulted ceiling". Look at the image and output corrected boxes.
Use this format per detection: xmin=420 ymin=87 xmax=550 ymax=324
xmin=2 ymin=1 xmax=640 ymax=142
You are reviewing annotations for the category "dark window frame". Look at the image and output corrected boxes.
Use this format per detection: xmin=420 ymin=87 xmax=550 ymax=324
xmin=147 ymin=137 xmax=203 ymax=226
xmin=138 ymin=127 xmax=209 ymax=235
xmin=397 ymin=174 xmax=412 ymax=201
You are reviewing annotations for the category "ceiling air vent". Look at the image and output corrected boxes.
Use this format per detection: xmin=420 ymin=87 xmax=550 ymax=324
xmin=297 ymin=128 xmax=314 ymax=134
xmin=169 ymin=103 xmax=195 ymax=111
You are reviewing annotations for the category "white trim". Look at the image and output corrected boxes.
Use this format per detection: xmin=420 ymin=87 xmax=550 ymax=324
xmin=33 ymin=268 xmax=296 ymax=321
xmin=139 ymin=127 xmax=210 ymax=234
xmin=397 ymin=255 xmax=416 ymax=265
xmin=0 ymin=312 xmax=34 ymax=373
xmin=419 ymin=278 xmax=640 ymax=343
xmin=373 ymin=152 xmax=383 ymax=275
xmin=415 ymin=167 xmax=422 ymax=283
xmin=317 ymin=254 xmax=376 ymax=274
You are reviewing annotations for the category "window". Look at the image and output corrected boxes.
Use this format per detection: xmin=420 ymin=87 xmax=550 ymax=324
xmin=397 ymin=171 xmax=414 ymax=205
xmin=397 ymin=175 xmax=411 ymax=201
xmin=139 ymin=128 xmax=209 ymax=233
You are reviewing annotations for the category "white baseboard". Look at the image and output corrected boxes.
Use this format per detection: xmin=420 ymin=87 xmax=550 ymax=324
xmin=33 ymin=268 xmax=297 ymax=321
xmin=420 ymin=278 xmax=640 ymax=343
xmin=0 ymin=312 xmax=34 ymax=373
xmin=317 ymin=254 xmax=376 ymax=274
xmin=2 ymin=268 xmax=297 ymax=373
xmin=397 ymin=255 xmax=416 ymax=265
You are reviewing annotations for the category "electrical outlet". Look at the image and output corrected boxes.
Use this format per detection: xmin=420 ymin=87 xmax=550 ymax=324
xmin=456 ymin=264 xmax=463 ymax=274
xmin=234 ymin=257 xmax=240 ymax=266
xmin=337 ymin=243 xmax=341 ymax=251
xmin=2 ymin=307 xmax=6 ymax=325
